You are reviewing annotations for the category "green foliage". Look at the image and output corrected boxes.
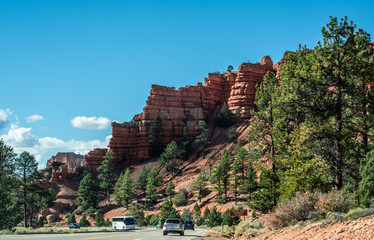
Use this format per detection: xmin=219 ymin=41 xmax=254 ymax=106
xmin=15 ymin=151 xmax=42 ymax=228
xmin=160 ymin=199 xmax=179 ymax=219
xmin=79 ymin=216 xmax=90 ymax=227
xmin=173 ymin=189 xmax=187 ymax=207
xmin=192 ymin=172 xmax=207 ymax=202
xmin=193 ymin=203 xmax=201 ymax=219
xmin=104 ymin=218 xmax=111 ymax=227
xmin=210 ymin=149 xmax=231 ymax=202
xmin=226 ymin=126 xmax=239 ymax=142
xmin=76 ymin=171 xmax=99 ymax=212
xmin=207 ymin=206 xmax=222 ymax=227
xmin=51 ymin=161 xmax=65 ymax=171
xmin=249 ymin=168 xmax=279 ymax=214
xmin=177 ymin=126 xmax=190 ymax=160
xmin=149 ymin=114 xmax=164 ymax=156
xmin=128 ymin=204 xmax=146 ymax=226
xmin=136 ymin=166 xmax=150 ymax=194
xmin=235 ymin=107 xmax=243 ymax=124
xmin=35 ymin=217 xmax=44 ymax=228
xmin=158 ymin=141 xmax=179 ymax=172
xmin=67 ymin=213 xmax=76 ymax=224
xmin=145 ymin=167 xmax=162 ymax=204
xmin=358 ymin=150 xmax=374 ymax=207
xmin=0 ymin=140 xmax=20 ymax=230
xmin=94 ymin=210 xmax=105 ymax=227
xmin=165 ymin=181 xmax=175 ymax=202
xmin=97 ymin=150 xmax=116 ymax=201
xmin=195 ymin=120 xmax=210 ymax=152
xmin=114 ymin=169 xmax=135 ymax=209
xmin=215 ymin=103 xmax=233 ymax=128
xmin=149 ymin=214 xmax=159 ymax=226
xmin=181 ymin=209 xmax=193 ymax=222
xmin=203 ymin=207 xmax=210 ymax=220
xmin=234 ymin=221 xmax=262 ymax=238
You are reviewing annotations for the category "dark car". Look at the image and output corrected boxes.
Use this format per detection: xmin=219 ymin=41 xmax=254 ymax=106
xmin=156 ymin=219 xmax=165 ymax=229
xmin=184 ymin=220 xmax=194 ymax=231
xmin=68 ymin=223 xmax=80 ymax=229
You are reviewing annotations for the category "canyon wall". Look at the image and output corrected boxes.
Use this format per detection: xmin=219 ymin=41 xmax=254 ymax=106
xmin=107 ymin=56 xmax=275 ymax=164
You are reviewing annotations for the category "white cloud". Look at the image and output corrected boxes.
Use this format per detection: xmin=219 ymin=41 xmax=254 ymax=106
xmin=27 ymin=114 xmax=44 ymax=123
xmin=0 ymin=109 xmax=12 ymax=130
xmin=1 ymin=124 xmax=111 ymax=169
xmin=71 ymin=116 xmax=111 ymax=130
xmin=1 ymin=123 xmax=38 ymax=147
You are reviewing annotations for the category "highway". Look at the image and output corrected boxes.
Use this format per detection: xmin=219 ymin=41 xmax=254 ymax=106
xmin=0 ymin=228 xmax=207 ymax=240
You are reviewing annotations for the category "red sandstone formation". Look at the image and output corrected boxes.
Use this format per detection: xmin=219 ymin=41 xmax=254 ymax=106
xmin=227 ymin=56 xmax=274 ymax=118
xmin=46 ymin=152 xmax=84 ymax=182
xmin=108 ymin=56 xmax=275 ymax=164
xmin=84 ymin=148 xmax=108 ymax=173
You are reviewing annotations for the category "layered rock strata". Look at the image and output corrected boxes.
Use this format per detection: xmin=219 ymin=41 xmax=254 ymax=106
xmin=46 ymin=152 xmax=84 ymax=182
xmin=84 ymin=148 xmax=108 ymax=173
xmin=108 ymin=56 xmax=275 ymax=163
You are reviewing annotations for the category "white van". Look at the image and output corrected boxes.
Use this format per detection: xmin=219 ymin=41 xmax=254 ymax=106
xmin=112 ymin=216 xmax=135 ymax=230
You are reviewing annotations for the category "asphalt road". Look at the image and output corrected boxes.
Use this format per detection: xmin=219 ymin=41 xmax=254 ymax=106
xmin=0 ymin=228 xmax=206 ymax=240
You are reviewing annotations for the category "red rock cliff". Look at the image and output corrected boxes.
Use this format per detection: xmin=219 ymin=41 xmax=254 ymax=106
xmin=107 ymin=56 xmax=275 ymax=163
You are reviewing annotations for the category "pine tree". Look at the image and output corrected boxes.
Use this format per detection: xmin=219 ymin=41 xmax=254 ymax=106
xmin=195 ymin=120 xmax=210 ymax=153
xmin=137 ymin=166 xmax=150 ymax=196
xmin=15 ymin=151 xmax=38 ymax=228
xmin=97 ymin=149 xmax=116 ymax=202
xmin=192 ymin=172 xmax=207 ymax=202
xmin=95 ymin=210 xmax=105 ymax=227
xmin=215 ymin=103 xmax=233 ymax=127
xmin=207 ymin=206 xmax=222 ymax=227
xmin=165 ymin=181 xmax=175 ymax=203
xmin=76 ymin=171 xmax=99 ymax=212
xmin=210 ymin=149 xmax=231 ymax=202
xmin=145 ymin=167 xmax=162 ymax=205
xmin=358 ymin=150 xmax=374 ymax=207
xmin=67 ymin=213 xmax=76 ymax=224
xmin=0 ymin=140 xmax=20 ymax=230
xmin=158 ymin=141 xmax=178 ymax=172
xmin=149 ymin=114 xmax=164 ymax=156
xmin=79 ymin=215 xmax=90 ymax=227
xmin=193 ymin=203 xmax=201 ymax=220
xmin=114 ymin=169 xmax=134 ymax=209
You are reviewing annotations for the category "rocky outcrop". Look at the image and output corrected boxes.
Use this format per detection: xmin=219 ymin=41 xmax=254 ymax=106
xmin=107 ymin=56 xmax=275 ymax=164
xmin=46 ymin=152 xmax=84 ymax=182
xmin=84 ymin=148 xmax=108 ymax=173
xmin=227 ymin=56 xmax=274 ymax=118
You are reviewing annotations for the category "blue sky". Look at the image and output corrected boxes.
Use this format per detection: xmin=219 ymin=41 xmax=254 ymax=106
xmin=1 ymin=0 xmax=373 ymax=169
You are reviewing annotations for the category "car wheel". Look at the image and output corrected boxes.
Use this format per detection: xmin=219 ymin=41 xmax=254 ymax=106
xmin=163 ymin=231 xmax=167 ymax=235
xmin=180 ymin=231 xmax=184 ymax=236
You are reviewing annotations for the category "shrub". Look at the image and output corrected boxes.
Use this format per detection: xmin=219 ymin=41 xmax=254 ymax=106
xmin=269 ymin=192 xmax=319 ymax=228
xmin=234 ymin=221 xmax=262 ymax=238
xmin=317 ymin=189 xmax=355 ymax=214
xmin=319 ymin=212 xmax=345 ymax=226
xmin=345 ymin=207 xmax=374 ymax=220
xmin=173 ymin=190 xmax=187 ymax=207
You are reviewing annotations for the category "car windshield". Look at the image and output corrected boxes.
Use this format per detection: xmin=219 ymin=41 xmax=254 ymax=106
xmin=166 ymin=219 xmax=180 ymax=224
xmin=185 ymin=221 xmax=193 ymax=224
